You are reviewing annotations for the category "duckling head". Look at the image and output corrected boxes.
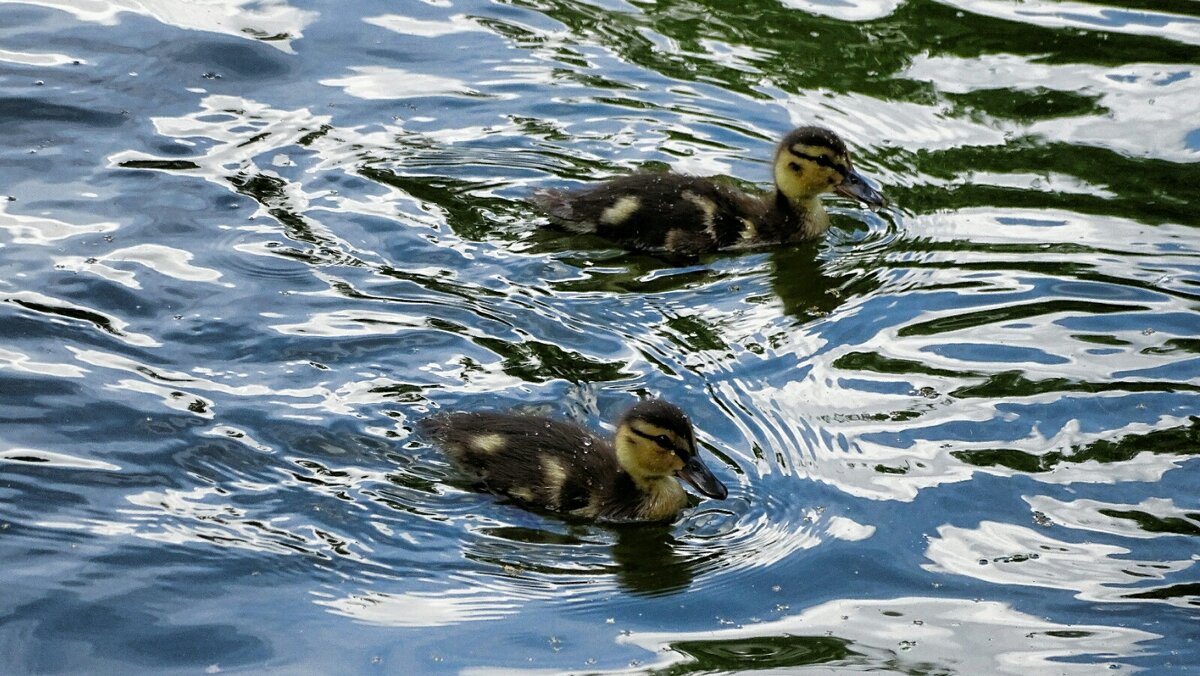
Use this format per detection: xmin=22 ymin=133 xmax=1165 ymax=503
xmin=614 ymin=399 xmax=728 ymax=499
xmin=773 ymin=126 xmax=886 ymax=209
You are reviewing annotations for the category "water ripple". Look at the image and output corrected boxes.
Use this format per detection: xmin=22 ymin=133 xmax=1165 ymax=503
xmin=2 ymin=0 xmax=1199 ymax=671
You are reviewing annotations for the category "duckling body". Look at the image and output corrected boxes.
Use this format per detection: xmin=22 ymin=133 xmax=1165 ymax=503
xmin=420 ymin=399 xmax=727 ymax=523
xmin=533 ymin=126 xmax=886 ymax=256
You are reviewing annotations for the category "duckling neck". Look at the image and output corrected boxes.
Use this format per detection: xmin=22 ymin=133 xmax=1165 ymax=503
xmin=762 ymin=191 xmax=829 ymax=242
xmin=614 ymin=445 xmax=687 ymax=520
xmin=623 ymin=471 xmax=686 ymax=521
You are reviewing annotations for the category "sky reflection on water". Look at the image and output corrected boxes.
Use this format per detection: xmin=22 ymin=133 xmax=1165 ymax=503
xmin=1 ymin=0 xmax=1198 ymax=672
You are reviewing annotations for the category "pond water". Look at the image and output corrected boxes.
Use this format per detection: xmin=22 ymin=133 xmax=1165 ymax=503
xmin=1 ymin=0 xmax=1198 ymax=673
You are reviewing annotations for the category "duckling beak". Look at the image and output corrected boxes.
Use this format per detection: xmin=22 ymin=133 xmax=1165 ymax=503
xmin=835 ymin=168 xmax=887 ymax=209
xmin=678 ymin=456 xmax=728 ymax=499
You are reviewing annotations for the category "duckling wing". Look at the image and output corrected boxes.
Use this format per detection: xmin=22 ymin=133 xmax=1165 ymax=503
xmin=420 ymin=412 xmax=620 ymax=513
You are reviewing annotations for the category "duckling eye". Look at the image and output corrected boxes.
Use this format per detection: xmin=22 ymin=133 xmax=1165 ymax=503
xmin=653 ymin=435 xmax=675 ymax=451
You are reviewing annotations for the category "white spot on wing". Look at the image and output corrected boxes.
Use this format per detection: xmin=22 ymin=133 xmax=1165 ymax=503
xmin=509 ymin=486 xmax=535 ymax=502
xmin=682 ymin=190 xmax=718 ymax=237
xmin=543 ymin=456 xmax=568 ymax=489
xmin=471 ymin=433 xmax=506 ymax=453
xmin=739 ymin=218 xmax=758 ymax=242
xmin=600 ymin=196 xmax=640 ymax=225
xmin=542 ymin=456 xmax=568 ymax=508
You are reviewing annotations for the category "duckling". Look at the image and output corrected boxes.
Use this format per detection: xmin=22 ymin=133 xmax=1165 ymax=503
xmin=533 ymin=126 xmax=886 ymax=256
xmin=420 ymin=399 xmax=728 ymax=523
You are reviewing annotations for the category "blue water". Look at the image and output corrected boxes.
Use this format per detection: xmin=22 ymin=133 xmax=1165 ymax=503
xmin=2 ymin=0 xmax=1198 ymax=673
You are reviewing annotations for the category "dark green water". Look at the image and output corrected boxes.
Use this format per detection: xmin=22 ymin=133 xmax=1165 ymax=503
xmin=1 ymin=0 xmax=1197 ymax=672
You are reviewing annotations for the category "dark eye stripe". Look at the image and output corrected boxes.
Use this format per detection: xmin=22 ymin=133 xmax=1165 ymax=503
xmin=789 ymin=149 xmax=848 ymax=177
xmin=630 ymin=427 xmax=683 ymax=455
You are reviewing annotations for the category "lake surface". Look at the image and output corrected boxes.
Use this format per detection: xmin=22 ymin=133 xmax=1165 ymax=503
xmin=1 ymin=0 xmax=1198 ymax=673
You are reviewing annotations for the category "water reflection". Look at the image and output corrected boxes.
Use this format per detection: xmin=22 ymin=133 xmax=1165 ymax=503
xmin=319 ymin=585 xmax=520 ymax=627
xmin=609 ymin=525 xmax=702 ymax=596
xmin=1025 ymin=494 xmax=1200 ymax=540
xmin=14 ymin=0 xmax=318 ymax=51
xmin=614 ymin=597 xmax=1159 ymax=673
xmin=938 ymin=0 xmax=1200 ymax=46
xmin=3 ymin=0 xmax=1200 ymax=671
xmin=925 ymin=521 xmax=1196 ymax=606
xmin=905 ymin=55 xmax=1200 ymax=162
xmin=0 ymin=202 xmax=118 ymax=244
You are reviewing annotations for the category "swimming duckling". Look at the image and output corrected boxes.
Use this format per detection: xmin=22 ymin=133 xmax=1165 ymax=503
xmin=533 ymin=126 xmax=886 ymax=256
xmin=420 ymin=399 xmax=728 ymax=523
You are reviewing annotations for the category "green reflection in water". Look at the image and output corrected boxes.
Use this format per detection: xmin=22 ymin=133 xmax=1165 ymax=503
xmin=1097 ymin=509 xmax=1200 ymax=537
xmin=360 ymin=166 xmax=519 ymax=241
xmin=1122 ymin=582 xmax=1200 ymax=605
xmin=611 ymin=524 xmax=707 ymax=596
xmin=654 ymin=634 xmax=858 ymax=674
xmin=898 ymin=300 xmax=1145 ymax=337
xmin=1143 ymin=339 xmax=1200 ymax=355
xmin=460 ymin=522 xmax=709 ymax=596
xmin=947 ymin=87 xmax=1107 ymax=123
xmin=951 ymin=371 xmax=1200 ymax=399
xmin=474 ymin=335 xmax=633 ymax=384
xmin=953 ymin=416 xmax=1200 ymax=472
xmin=899 ymin=143 xmax=1200 ymax=225
xmin=833 ymin=351 xmax=981 ymax=379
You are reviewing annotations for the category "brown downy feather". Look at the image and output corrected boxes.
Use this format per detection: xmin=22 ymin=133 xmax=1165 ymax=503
xmin=420 ymin=411 xmax=652 ymax=521
xmin=420 ymin=400 xmax=726 ymax=523
xmin=532 ymin=126 xmax=886 ymax=256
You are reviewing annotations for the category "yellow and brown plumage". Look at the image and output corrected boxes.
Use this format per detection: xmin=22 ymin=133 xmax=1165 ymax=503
xmin=532 ymin=126 xmax=886 ymax=256
xmin=420 ymin=399 xmax=728 ymax=523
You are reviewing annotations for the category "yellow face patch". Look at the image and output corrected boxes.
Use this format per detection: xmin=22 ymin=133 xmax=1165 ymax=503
xmin=600 ymin=195 xmax=641 ymax=225
xmin=617 ymin=422 xmax=687 ymax=480
xmin=774 ymin=143 xmax=850 ymax=203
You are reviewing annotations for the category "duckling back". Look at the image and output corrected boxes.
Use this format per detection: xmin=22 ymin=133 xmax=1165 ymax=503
xmin=533 ymin=173 xmax=767 ymax=255
xmin=420 ymin=411 xmax=624 ymax=517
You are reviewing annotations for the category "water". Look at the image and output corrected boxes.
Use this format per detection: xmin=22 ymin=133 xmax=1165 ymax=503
xmin=1 ymin=0 xmax=1197 ymax=672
